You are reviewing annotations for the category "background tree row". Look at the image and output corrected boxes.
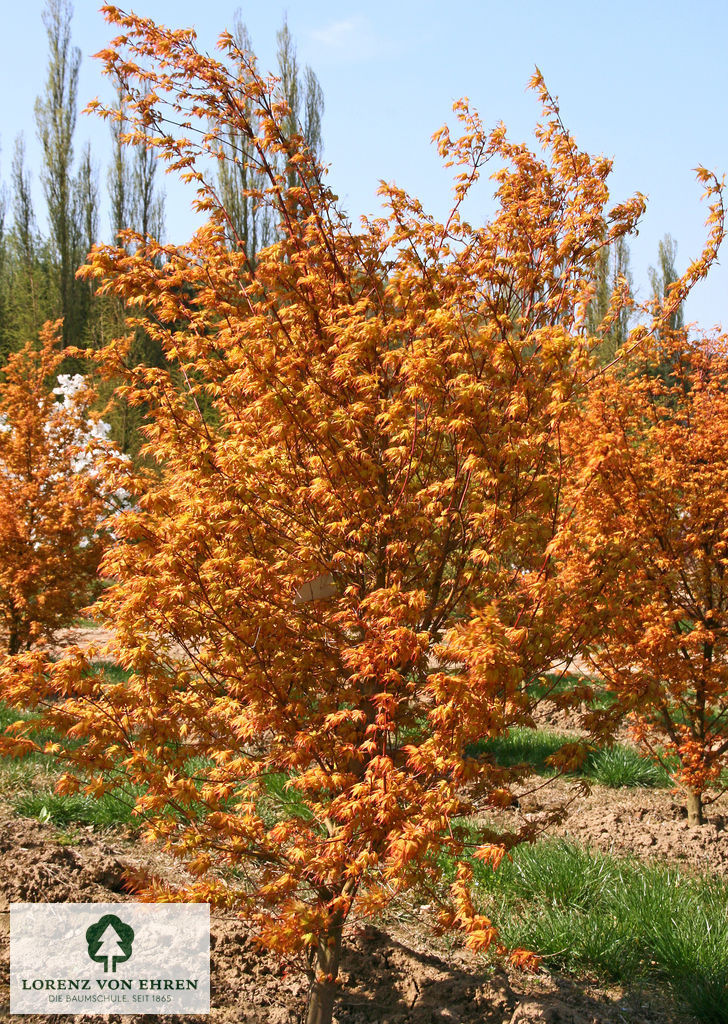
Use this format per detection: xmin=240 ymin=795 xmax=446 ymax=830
xmin=0 ymin=0 xmax=324 ymax=454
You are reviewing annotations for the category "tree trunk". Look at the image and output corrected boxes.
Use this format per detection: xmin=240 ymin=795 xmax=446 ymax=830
xmin=305 ymin=919 xmax=343 ymax=1024
xmin=686 ymin=788 xmax=704 ymax=826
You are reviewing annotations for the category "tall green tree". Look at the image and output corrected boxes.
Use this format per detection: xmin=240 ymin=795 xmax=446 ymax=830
xmin=215 ymin=15 xmax=269 ymax=260
xmin=216 ymin=11 xmax=324 ymax=265
xmin=647 ymin=234 xmax=684 ymax=386
xmin=0 ymin=148 xmax=9 ymax=362
xmin=276 ymin=15 xmax=324 ymax=193
xmin=131 ymin=141 xmax=164 ymax=245
xmin=72 ymin=141 xmax=100 ymax=348
xmin=102 ymin=80 xmax=167 ymax=456
xmin=107 ymin=81 xmax=165 ymax=248
xmin=34 ymin=0 xmax=82 ymax=347
xmin=130 ymin=91 xmax=165 ymax=245
xmin=108 ymin=82 xmax=133 ymax=246
xmin=585 ymin=237 xmax=633 ymax=364
xmin=649 ymin=233 xmax=684 ymax=332
xmin=7 ymin=136 xmax=55 ymax=345
xmin=277 ymin=17 xmax=324 ymax=166
xmin=75 ymin=142 xmax=99 ymax=259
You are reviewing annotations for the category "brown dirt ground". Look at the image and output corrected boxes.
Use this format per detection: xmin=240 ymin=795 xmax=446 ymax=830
xmin=522 ymin=780 xmax=728 ymax=875
xmin=52 ymin=626 xmax=117 ymax=656
xmin=5 ymin=627 xmax=712 ymax=1021
xmin=0 ymin=807 xmax=694 ymax=1024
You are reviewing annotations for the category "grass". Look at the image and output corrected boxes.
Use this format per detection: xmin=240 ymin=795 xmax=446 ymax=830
xmin=13 ymin=764 xmax=319 ymax=832
xmin=470 ymin=726 xmax=672 ymax=788
xmin=449 ymin=837 xmax=728 ymax=1024
xmin=258 ymin=773 xmax=314 ymax=826
xmin=0 ymin=703 xmax=62 ymax=795
xmin=0 ymin=697 xmax=141 ymax=829
xmin=0 ymin=701 xmax=55 ymax=743
xmin=585 ymin=743 xmax=671 ymax=788
xmin=72 ymin=615 xmax=101 ymax=629
xmin=14 ymin=787 xmax=141 ymax=828
xmin=529 ymin=671 xmax=615 ymax=710
xmin=465 ymin=671 xmax=670 ymax=789
xmin=0 ymin=667 xmax=725 ymax=1022
xmin=0 ymin=662 xmax=137 ymax=828
xmin=0 ymin=692 xmax=671 ymax=843
xmin=468 ymin=726 xmax=567 ymax=774
xmin=86 ymin=660 xmax=132 ymax=684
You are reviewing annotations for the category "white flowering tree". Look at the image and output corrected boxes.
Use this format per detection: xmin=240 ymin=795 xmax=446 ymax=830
xmin=0 ymin=324 xmax=116 ymax=655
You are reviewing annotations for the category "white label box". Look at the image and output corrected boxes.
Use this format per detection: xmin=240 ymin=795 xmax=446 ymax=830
xmin=10 ymin=903 xmax=210 ymax=1015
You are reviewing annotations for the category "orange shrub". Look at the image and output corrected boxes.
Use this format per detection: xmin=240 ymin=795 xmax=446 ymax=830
xmin=0 ymin=325 xmax=113 ymax=655
xmin=562 ymin=333 xmax=728 ymax=826
xmin=3 ymin=8 xmax=724 ymax=1022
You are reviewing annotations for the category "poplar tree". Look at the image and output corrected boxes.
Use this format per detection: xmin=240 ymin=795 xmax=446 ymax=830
xmin=648 ymin=233 xmax=684 ymax=386
xmin=215 ymin=15 xmax=268 ymax=260
xmin=0 ymin=193 xmax=8 ymax=366
xmin=108 ymin=82 xmax=132 ymax=246
xmin=276 ymin=15 xmax=324 ymax=192
xmin=130 ymin=89 xmax=165 ymax=245
xmin=75 ymin=142 xmax=99 ymax=261
xmin=0 ymin=167 xmax=9 ymax=362
xmin=106 ymin=79 xmax=165 ymax=251
xmin=104 ymin=80 xmax=167 ymax=455
xmin=72 ymin=141 xmax=100 ymax=348
xmin=7 ymin=136 xmax=54 ymax=344
xmin=649 ymin=233 xmax=684 ymax=332
xmin=586 ymin=237 xmax=633 ymax=364
xmin=103 ymin=108 xmax=139 ymax=452
xmin=216 ymin=11 xmax=324 ymax=265
xmin=34 ymin=0 xmax=81 ymax=347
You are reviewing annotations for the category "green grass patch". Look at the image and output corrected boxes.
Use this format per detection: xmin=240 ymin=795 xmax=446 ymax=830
xmin=0 ymin=702 xmax=64 ymax=795
xmin=0 ymin=684 xmax=141 ymax=828
xmin=16 ymin=765 xmax=318 ymax=832
xmin=86 ymin=660 xmax=133 ymax=684
xmin=0 ymin=702 xmax=54 ymax=742
xmin=469 ymin=726 xmax=671 ymax=788
xmin=258 ymin=773 xmax=314 ymax=826
xmin=72 ymin=616 xmax=101 ymax=629
xmin=528 ymin=672 xmax=615 ymax=710
xmin=14 ymin=786 xmax=141 ymax=829
xmin=452 ymin=838 xmax=728 ymax=1023
xmin=469 ymin=726 xmax=566 ymax=775
xmin=585 ymin=744 xmax=671 ymax=788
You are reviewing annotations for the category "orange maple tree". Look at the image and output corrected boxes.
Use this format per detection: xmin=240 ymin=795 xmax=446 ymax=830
xmin=561 ymin=331 xmax=728 ymax=826
xmin=0 ymin=325 xmax=113 ymax=655
xmin=3 ymin=8 xmax=723 ymax=1022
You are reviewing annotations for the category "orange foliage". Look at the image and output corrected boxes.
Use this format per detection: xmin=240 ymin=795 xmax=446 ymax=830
xmin=2 ymin=9 xmax=723 ymax=1021
xmin=0 ymin=326 xmax=113 ymax=655
xmin=561 ymin=333 xmax=728 ymax=825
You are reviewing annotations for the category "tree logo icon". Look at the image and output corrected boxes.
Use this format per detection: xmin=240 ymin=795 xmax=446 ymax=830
xmin=86 ymin=914 xmax=135 ymax=973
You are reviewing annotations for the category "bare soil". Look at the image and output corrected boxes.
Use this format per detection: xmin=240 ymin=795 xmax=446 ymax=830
xmin=52 ymin=625 xmax=117 ymax=657
xmin=514 ymin=779 xmax=728 ymax=876
xmin=5 ymin=626 xmax=709 ymax=1021
xmin=0 ymin=809 xmax=692 ymax=1024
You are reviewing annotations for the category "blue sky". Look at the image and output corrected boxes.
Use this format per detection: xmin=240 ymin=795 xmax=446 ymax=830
xmin=2 ymin=1 xmax=727 ymax=327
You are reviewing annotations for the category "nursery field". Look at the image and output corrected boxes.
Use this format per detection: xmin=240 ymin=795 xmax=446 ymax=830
xmin=0 ymin=634 xmax=725 ymax=1024
xmin=3 ymin=12 xmax=728 ymax=1022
